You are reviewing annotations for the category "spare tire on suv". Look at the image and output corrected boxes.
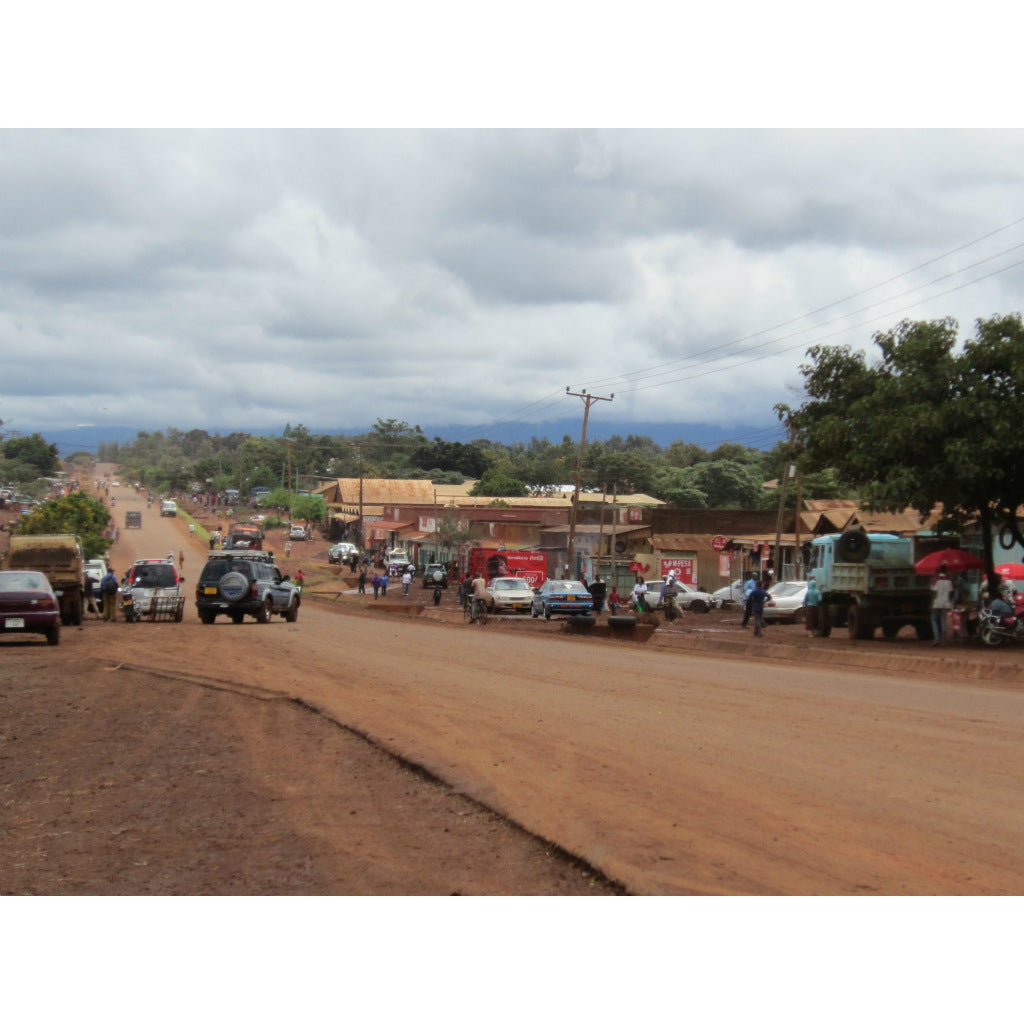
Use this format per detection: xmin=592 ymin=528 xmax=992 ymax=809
xmin=421 ymin=564 xmax=449 ymax=589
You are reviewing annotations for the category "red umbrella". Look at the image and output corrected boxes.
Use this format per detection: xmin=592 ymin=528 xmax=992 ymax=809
xmin=995 ymin=563 xmax=1024 ymax=580
xmin=914 ymin=548 xmax=984 ymax=574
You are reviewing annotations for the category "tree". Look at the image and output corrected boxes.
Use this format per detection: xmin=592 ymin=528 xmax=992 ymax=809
xmin=291 ymin=494 xmax=327 ymax=527
xmin=787 ymin=314 xmax=1024 ymax=588
xmin=2 ymin=433 xmax=60 ymax=482
xmin=470 ymin=469 xmax=527 ymax=498
xmin=17 ymin=491 xmax=111 ymax=559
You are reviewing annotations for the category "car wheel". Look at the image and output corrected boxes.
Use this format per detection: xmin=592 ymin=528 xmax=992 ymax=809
xmin=199 ymin=610 xmax=216 ymax=625
xmin=256 ymin=597 xmax=273 ymax=624
xmin=174 ymin=602 xmax=184 ymax=623
xmin=284 ymin=599 xmax=299 ymax=623
xmin=230 ymin=611 xmax=245 ymax=624
xmin=46 ymin=625 xmax=60 ymax=646
xmin=689 ymin=599 xmax=708 ymax=614
xmin=219 ymin=571 xmax=250 ymax=602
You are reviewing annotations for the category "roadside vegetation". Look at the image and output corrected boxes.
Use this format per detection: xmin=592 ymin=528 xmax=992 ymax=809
xmin=91 ymin=418 xmax=843 ymax=512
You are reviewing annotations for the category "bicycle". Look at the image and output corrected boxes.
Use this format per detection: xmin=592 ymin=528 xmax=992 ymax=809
xmin=465 ymin=595 xmax=489 ymax=625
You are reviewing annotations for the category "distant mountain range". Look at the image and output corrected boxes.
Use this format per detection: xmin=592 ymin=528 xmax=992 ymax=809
xmin=45 ymin=418 xmax=784 ymax=456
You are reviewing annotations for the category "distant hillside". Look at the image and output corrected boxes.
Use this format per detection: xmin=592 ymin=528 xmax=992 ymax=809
xmin=49 ymin=418 xmax=784 ymax=456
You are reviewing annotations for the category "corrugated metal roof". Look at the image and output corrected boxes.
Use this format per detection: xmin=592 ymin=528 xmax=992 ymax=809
xmin=652 ymin=533 xmax=717 ymax=550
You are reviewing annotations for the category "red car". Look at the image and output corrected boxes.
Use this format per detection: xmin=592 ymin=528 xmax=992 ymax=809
xmin=0 ymin=570 xmax=61 ymax=645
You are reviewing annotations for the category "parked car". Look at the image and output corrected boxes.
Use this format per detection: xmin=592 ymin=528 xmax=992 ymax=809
xmin=531 ymin=579 xmax=594 ymax=619
xmin=643 ymin=579 xmax=718 ymax=613
xmin=122 ymin=558 xmax=185 ymax=621
xmin=763 ymin=580 xmax=809 ymax=624
xmin=486 ymin=576 xmax=534 ymax=614
xmin=195 ymin=550 xmax=300 ymax=625
xmin=712 ymin=581 xmax=746 ymax=608
xmin=0 ymin=570 xmax=61 ymax=645
xmin=421 ymin=564 xmax=449 ymax=589
xmin=329 ymin=542 xmax=358 ymax=564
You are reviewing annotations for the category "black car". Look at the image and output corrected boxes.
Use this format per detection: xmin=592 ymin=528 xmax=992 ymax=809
xmin=421 ymin=564 xmax=449 ymax=589
xmin=195 ymin=550 xmax=300 ymax=625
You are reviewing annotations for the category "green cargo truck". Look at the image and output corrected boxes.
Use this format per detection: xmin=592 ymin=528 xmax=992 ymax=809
xmin=6 ymin=533 xmax=85 ymax=626
xmin=809 ymin=531 xmax=932 ymax=640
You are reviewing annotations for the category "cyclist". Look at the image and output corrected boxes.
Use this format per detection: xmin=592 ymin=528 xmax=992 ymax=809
xmin=661 ymin=572 xmax=682 ymax=621
xmin=469 ymin=572 xmax=489 ymax=624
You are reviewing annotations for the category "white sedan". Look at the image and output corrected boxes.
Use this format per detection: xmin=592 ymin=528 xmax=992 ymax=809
xmin=485 ymin=576 xmax=535 ymax=615
xmin=643 ymin=580 xmax=718 ymax=613
xmin=763 ymin=581 xmax=809 ymax=624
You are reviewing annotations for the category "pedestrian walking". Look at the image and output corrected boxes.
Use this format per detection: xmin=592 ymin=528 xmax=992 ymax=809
xmin=372 ymin=573 xmax=381 ymax=599
xmin=741 ymin=573 xmax=759 ymax=628
xmin=749 ymin=578 xmax=769 ymax=637
xmin=358 ymin=569 xmax=367 ymax=595
xmin=84 ymin=573 xmax=101 ymax=619
xmin=401 ymin=569 xmax=412 ymax=596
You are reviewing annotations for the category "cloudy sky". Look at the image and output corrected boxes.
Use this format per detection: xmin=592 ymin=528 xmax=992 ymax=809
xmin=3 ymin=3 xmax=1023 ymax=451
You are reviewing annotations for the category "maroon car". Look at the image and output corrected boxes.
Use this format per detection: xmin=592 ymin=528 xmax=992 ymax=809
xmin=0 ymin=570 xmax=61 ymax=645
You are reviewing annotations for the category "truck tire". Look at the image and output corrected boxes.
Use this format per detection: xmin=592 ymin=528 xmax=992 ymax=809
xmin=914 ymin=622 xmax=931 ymax=641
xmin=847 ymin=604 xmax=875 ymax=640
xmin=815 ymin=601 xmax=832 ymax=637
xmin=837 ymin=529 xmax=871 ymax=563
xmin=70 ymin=593 xmax=83 ymax=626
xmin=882 ymin=622 xmax=900 ymax=639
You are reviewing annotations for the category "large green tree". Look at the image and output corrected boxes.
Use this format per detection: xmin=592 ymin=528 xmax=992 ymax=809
xmin=787 ymin=314 xmax=1024 ymax=588
xmin=2 ymin=432 xmax=61 ymax=482
xmin=17 ymin=491 xmax=112 ymax=559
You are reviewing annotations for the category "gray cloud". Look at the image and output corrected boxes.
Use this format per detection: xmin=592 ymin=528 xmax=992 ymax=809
xmin=1 ymin=126 xmax=1023 ymax=446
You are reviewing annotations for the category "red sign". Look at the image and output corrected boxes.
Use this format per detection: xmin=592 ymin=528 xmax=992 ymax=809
xmin=660 ymin=557 xmax=696 ymax=584
xmin=711 ymin=535 xmax=729 ymax=552
xmin=467 ymin=548 xmax=548 ymax=588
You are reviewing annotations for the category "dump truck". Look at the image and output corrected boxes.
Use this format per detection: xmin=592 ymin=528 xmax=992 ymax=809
xmin=808 ymin=530 xmax=932 ymax=640
xmin=6 ymin=533 xmax=85 ymax=626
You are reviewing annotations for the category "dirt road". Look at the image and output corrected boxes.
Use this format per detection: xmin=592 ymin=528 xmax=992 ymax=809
xmin=4 ymin=481 xmax=1024 ymax=894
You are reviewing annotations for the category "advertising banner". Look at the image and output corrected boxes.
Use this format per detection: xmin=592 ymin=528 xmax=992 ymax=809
xmin=468 ymin=548 xmax=548 ymax=588
xmin=660 ymin=556 xmax=696 ymax=584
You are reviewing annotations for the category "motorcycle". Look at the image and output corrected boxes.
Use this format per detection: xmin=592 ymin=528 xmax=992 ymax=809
xmin=977 ymin=606 xmax=1024 ymax=646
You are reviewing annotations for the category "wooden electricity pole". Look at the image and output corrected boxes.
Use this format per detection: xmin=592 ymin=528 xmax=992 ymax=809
xmin=565 ymin=387 xmax=614 ymax=578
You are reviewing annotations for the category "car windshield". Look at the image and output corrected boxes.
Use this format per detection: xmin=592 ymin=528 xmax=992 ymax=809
xmin=553 ymin=581 xmax=589 ymax=594
xmin=132 ymin=565 xmax=178 ymax=588
xmin=201 ymin=560 xmax=252 ymax=582
xmin=0 ymin=572 xmax=48 ymax=592
xmin=493 ymin=578 xmax=531 ymax=591
xmin=771 ymin=583 xmax=805 ymax=596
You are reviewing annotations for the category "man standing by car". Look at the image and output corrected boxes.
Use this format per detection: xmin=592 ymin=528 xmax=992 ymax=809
xmin=588 ymin=575 xmax=607 ymax=613
xmin=100 ymin=567 xmax=119 ymax=622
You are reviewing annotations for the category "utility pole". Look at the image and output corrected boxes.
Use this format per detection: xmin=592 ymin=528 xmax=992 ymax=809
xmin=565 ymin=387 xmax=614 ymax=579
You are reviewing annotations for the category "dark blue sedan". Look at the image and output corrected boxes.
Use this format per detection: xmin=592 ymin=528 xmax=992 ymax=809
xmin=531 ymin=579 xmax=595 ymax=619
